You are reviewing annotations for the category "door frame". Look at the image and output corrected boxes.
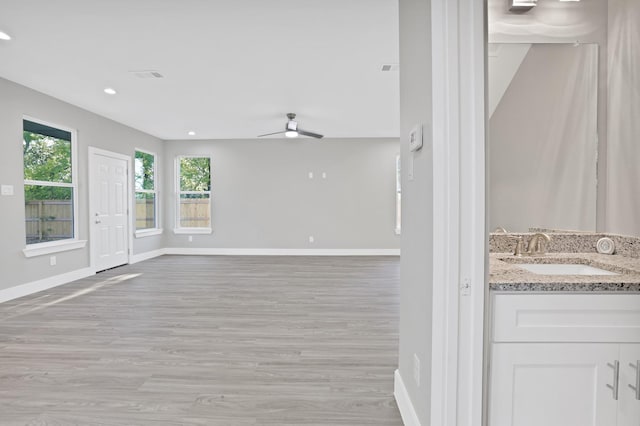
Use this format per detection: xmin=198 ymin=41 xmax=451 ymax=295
xmin=88 ymin=147 xmax=133 ymax=272
xmin=429 ymin=0 xmax=486 ymax=425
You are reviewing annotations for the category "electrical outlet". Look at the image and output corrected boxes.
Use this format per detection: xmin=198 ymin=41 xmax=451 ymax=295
xmin=188 ymin=235 xmax=193 ymax=242
xmin=309 ymin=236 xmax=315 ymax=243
xmin=308 ymin=172 xmax=314 ymax=179
xmin=413 ymin=353 xmax=421 ymax=387
xmin=49 ymin=256 xmax=56 ymax=266
xmin=322 ymin=172 xmax=327 ymax=179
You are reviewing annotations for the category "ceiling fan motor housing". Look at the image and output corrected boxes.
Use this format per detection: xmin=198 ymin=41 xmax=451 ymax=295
xmin=286 ymin=120 xmax=298 ymax=131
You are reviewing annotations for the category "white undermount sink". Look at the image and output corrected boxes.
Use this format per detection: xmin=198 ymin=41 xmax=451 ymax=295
xmin=517 ymin=263 xmax=619 ymax=276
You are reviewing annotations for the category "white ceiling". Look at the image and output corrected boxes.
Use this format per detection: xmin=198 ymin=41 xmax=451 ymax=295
xmin=0 ymin=0 xmax=400 ymax=140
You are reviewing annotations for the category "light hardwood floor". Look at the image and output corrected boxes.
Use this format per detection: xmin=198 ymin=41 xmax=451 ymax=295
xmin=0 ymin=255 xmax=402 ymax=425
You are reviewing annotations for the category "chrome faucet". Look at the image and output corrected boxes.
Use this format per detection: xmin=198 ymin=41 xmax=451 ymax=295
xmin=526 ymin=233 xmax=551 ymax=256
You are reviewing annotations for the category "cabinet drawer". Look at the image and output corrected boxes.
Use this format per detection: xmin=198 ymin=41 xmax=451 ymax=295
xmin=492 ymin=293 xmax=640 ymax=343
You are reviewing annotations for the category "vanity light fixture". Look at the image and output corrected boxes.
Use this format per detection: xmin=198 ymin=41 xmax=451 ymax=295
xmin=509 ymin=0 xmax=537 ymax=11
xmin=0 ymin=31 xmax=11 ymax=40
xmin=103 ymin=87 xmax=117 ymax=95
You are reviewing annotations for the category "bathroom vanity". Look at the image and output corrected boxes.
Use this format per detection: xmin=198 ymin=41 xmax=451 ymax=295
xmin=487 ymin=234 xmax=640 ymax=426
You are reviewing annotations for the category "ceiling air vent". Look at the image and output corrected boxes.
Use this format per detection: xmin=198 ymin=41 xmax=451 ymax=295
xmin=130 ymin=70 xmax=164 ymax=79
xmin=381 ymin=64 xmax=399 ymax=72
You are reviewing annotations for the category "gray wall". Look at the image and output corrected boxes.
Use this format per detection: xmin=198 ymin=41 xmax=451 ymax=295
xmin=0 ymin=75 xmax=400 ymax=292
xmin=398 ymin=0 xmax=434 ymax=423
xmin=162 ymin=138 xmax=400 ymax=249
xmin=607 ymin=0 xmax=640 ymax=237
xmin=0 ymin=77 xmax=164 ymax=291
xmin=489 ymin=44 xmax=599 ymax=232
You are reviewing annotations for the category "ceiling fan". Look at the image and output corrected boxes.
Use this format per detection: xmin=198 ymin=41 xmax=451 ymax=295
xmin=258 ymin=113 xmax=324 ymax=139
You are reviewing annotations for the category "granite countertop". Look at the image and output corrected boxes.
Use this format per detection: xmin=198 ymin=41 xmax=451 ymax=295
xmin=490 ymin=252 xmax=640 ymax=292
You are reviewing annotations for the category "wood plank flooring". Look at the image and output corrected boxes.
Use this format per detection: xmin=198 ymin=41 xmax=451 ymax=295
xmin=0 ymin=255 xmax=402 ymax=425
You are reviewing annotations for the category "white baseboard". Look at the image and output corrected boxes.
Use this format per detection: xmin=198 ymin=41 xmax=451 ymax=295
xmin=0 ymin=267 xmax=95 ymax=304
xmin=130 ymin=248 xmax=166 ymax=264
xmin=394 ymin=369 xmax=422 ymax=426
xmin=164 ymin=248 xmax=400 ymax=256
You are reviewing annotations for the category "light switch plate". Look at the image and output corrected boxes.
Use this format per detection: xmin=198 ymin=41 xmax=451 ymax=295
xmin=1 ymin=185 xmax=14 ymax=196
xmin=409 ymin=125 xmax=423 ymax=152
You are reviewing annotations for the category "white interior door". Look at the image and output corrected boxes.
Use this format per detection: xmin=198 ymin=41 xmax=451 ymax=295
xmin=89 ymin=148 xmax=130 ymax=271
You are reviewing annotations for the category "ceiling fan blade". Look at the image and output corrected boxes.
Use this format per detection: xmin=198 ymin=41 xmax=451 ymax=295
xmin=297 ymin=129 xmax=324 ymax=139
xmin=257 ymin=130 xmax=287 ymax=137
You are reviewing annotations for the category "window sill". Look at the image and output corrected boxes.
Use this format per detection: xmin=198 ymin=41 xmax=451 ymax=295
xmin=23 ymin=239 xmax=87 ymax=258
xmin=173 ymin=228 xmax=212 ymax=235
xmin=135 ymin=228 xmax=163 ymax=238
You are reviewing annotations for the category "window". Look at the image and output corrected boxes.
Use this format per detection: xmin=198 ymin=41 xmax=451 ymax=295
xmin=135 ymin=149 xmax=159 ymax=234
xmin=396 ymin=154 xmax=401 ymax=235
xmin=23 ymin=118 xmax=78 ymax=246
xmin=176 ymin=156 xmax=211 ymax=233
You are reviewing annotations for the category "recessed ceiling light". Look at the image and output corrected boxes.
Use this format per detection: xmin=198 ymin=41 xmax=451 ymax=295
xmin=103 ymin=87 xmax=117 ymax=95
xmin=188 ymin=131 xmax=196 ymax=136
xmin=0 ymin=31 xmax=11 ymax=41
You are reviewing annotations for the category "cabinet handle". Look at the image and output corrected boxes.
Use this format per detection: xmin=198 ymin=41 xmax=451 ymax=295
xmin=630 ymin=361 xmax=640 ymax=401
xmin=607 ymin=361 xmax=620 ymax=400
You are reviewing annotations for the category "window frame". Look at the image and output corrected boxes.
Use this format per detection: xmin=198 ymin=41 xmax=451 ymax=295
xmin=134 ymin=148 xmax=162 ymax=238
xmin=22 ymin=116 xmax=86 ymax=257
xmin=174 ymin=155 xmax=212 ymax=234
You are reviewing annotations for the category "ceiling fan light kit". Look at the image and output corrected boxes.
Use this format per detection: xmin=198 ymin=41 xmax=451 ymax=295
xmin=258 ymin=113 xmax=324 ymax=139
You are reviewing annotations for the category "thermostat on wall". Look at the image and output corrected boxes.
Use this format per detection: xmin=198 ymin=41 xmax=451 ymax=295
xmin=409 ymin=124 xmax=423 ymax=152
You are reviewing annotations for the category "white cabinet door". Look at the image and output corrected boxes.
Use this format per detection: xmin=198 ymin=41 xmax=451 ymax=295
xmin=620 ymin=344 xmax=640 ymax=426
xmin=489 ymin=343 xmax=619 ymax=426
